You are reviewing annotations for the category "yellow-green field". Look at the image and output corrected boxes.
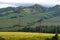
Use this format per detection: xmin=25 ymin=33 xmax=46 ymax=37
xmin=0 ymin=32 xmax=60 ymax=40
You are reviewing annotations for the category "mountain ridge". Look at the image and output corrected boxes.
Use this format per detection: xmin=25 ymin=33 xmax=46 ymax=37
xmin=0 ymin=4 xmax=60 ymax=31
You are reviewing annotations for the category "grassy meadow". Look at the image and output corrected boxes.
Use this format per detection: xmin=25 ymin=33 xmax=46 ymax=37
xmin=0 ymin=32 xmax=60 ymax=40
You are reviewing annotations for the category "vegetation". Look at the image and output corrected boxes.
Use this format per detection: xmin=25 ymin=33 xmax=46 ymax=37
xmin=0 ymin=32 xmax=59 ymax=40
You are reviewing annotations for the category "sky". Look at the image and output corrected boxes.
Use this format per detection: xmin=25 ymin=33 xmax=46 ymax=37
xmin=0 ymin=0 xmax=60 ymax=8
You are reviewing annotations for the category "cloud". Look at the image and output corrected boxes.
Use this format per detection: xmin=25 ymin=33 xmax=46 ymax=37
xmin=0 ymin=4 xmax=17 ymax=8
xmin=0 ymin=0 xmax=60 ymax=8
xmin=0 ymin=0 xmax=60 ymax=4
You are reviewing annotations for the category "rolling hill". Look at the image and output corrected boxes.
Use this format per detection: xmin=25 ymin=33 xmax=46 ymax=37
xmin=0 ymin=4 xmax=60 ymax=31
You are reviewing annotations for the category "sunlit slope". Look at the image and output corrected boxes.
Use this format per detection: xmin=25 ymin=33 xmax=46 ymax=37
xmin=0 ymin=32 xmax=59 ymax=40
xmin=0 ymin=9 xmax=50 ymax=27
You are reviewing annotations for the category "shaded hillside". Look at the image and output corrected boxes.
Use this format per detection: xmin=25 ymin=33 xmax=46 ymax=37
xmin=0 ymin=4 xmax=60 ymax=31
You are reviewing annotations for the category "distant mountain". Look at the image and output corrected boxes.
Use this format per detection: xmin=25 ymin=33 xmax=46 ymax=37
xmin=49 ymin=5 xmax=60 ymax=11
xmin=0 ymin=4 xmax=60 ymax=31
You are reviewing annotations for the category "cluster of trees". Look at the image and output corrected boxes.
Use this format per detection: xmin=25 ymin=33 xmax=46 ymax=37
xmin=14 ymin=25 xmax=60 ymax=33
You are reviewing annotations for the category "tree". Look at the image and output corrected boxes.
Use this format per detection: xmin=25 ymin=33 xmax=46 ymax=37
xmin=52 ymin=34 xmax=58 ymax=40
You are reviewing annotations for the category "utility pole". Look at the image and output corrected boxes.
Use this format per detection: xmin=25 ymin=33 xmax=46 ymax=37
xmin=40 ymin=21 xmax=42 ymax=33
xmin=15 ymin=7 xmax=21 ymax=26
xmin=17 ymin=8 xmax=20 ymax=25
xmin=55 ymin=25 xmax=57 ymax=34
xmin=38 ymin=19 xmax=42 ymax=33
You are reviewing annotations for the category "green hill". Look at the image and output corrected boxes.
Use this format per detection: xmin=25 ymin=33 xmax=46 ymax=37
xmin=0 ymin=4 xmax=60 ymax=31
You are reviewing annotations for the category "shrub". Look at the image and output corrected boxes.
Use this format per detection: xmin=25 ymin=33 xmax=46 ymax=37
xmin=0 ymin=36 xmax=5 ymax=40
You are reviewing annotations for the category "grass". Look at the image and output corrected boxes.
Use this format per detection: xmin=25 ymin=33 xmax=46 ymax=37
xmin=0 ymin=32 xmax=60 ymax=40
xmin=0 ymin=11 xmax=49 ymax=27
xmin=0 ymin=10 xmax=58 ymax=27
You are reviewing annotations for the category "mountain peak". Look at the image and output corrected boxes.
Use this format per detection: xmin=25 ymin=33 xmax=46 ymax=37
xmin=32 ymin=4 xmax=44 ymax=7
xmin=54 ymin=5 xmax=60 ymax=7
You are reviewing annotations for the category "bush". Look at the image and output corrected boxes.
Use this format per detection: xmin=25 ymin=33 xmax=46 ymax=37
xmin=0 ymin=36 xmax=5 ymax=40
xmin=45 ymin=38 xmax=50 ymax=40
xmin=52 ymin=34 xmax=58 ymax=40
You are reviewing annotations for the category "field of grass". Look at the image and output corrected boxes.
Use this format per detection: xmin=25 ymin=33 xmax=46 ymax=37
xmin=0 ymin=9 xmax=53 ymax=27
xmin=0 ymin=32 xmax=60 ymax=40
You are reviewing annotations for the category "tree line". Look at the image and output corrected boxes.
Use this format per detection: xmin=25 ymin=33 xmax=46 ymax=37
xmin=13 ymin=25 xmax=60 ymax=33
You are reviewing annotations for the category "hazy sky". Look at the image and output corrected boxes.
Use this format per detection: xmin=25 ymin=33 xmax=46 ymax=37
xmin=0 ymin=0 xmax=60 ymax=8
